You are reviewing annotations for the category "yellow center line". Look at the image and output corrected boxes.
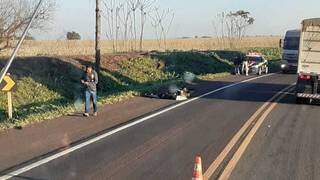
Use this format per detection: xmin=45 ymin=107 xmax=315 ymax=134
xmin=204 ymin=85 xmax=294 ymax=180
xmin=218 ymin=89 xmax=291 ymax=180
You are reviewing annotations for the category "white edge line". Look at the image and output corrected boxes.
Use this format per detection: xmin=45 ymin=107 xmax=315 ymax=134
xmin=0 ymin=73 xmax=275 ymax=180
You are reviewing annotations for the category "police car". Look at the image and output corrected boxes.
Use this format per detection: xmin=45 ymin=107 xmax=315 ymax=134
xmin=246 ymin=52 xmax=269 ymax=75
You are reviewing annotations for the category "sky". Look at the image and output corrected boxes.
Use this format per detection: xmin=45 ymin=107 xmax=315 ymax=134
xmin=35 ymin=0 xmax=320 ymax=40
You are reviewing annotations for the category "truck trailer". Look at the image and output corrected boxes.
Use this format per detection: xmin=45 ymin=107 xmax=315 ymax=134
xmin=296 ymin=18 xmax=320 ymax=103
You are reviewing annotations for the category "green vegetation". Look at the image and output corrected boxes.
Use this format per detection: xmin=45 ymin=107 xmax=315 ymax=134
xmin=213 ymin=47 xmax=282 ymax=62
xmin=118 ymin=57 xmax=174 ymax=83
xmin=153 ymin=51 xmax=233 ymax=75
xmin=0 ymin=51 xmax=232 ymax=130
xmin=0 ymin=47 xmax=281 ymax=129
xmin=67 ymin=31 xmax=81 ymax=40
xmin=245 ymin=47 xmax=282 ymax=60
xmin=212 ymin=47 xmax=282 ymax=72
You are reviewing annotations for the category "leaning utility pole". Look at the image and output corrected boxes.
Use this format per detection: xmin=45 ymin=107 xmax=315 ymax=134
xmin=95 ymin=0 xmax=101 ymax=73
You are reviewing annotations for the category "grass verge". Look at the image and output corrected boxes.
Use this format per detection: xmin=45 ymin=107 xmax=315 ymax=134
xmin=0 ymin=51 xmax=233 ymax=130
xmin=0 ymin=47 xmax=282 ymax=130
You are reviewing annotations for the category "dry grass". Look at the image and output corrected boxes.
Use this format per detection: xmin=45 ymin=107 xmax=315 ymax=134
xmin=1 ymin=36 xmax=280 ymax=57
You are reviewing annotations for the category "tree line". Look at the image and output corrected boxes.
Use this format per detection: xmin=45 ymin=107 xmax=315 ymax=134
xmin=0 ymin=0 xmax=255 ymax=52
xmin=102 ymin=0 xmax=175 ymax=52
xmin=212 ymin=10 xmax=255 ymax=49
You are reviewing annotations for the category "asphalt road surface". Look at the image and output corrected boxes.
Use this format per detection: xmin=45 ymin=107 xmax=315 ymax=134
xmin=3 ymin=73 xmax=319 ymax=180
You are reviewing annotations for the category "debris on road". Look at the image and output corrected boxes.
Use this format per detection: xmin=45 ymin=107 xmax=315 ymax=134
xmin=144 ymin=86 xmax=192 ymax=101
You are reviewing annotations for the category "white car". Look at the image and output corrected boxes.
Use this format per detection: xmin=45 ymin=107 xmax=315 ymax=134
xmin=246 ymin=53 xmax=269 ymax=75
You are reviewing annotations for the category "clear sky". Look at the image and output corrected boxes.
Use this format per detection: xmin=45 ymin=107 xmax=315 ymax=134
xmin=36 ymin=0 xmax=320 ymax=40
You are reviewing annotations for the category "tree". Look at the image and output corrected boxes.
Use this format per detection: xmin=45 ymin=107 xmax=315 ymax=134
xmin=103 ymin=0 xmax=123 ymax=52
xmin=150 ymin=7 xmax=175 ymax=50
xmin=138 ymin=0 xmax=155 ymax=51
xmin=226 ymin=10 xmax=254 ymax=39
xmin=102 ymin=0 xmax=175 ymax=52
xmin=0 ymin=0 xmax=56 ymax=50
xmin=212 ymin=10 xmax=255 ymax=49
xmin=66 ymin=31 xmax=81 ymax=40
xmin=128 ymin=0 xmax=139 ymax=50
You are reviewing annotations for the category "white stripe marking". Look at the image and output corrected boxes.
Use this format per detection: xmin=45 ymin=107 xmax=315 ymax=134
xmin=0 ymin=73 xmax=275 ymax=180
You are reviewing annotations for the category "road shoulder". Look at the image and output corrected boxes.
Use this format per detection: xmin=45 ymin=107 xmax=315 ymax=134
xmin=0 ymin=74 xmax=251 ymax=173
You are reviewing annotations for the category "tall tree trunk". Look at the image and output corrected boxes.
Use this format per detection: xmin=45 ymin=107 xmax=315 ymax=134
xmin=139 ymin=10 xmax=145 ymax=52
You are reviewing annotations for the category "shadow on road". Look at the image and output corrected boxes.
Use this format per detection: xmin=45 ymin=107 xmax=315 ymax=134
xmin=188 ymin=75 xmax=320 ymax=106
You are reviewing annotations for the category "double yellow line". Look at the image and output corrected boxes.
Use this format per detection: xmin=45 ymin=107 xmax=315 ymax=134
xmin=204 ymin=84 xmax=295 ymax=180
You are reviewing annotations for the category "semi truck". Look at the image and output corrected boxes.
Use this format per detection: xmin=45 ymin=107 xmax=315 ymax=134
xmin=296 ymin=18 xmax=320 ymax=103
xmin=280 ymin=30 xmax=300 ymax=73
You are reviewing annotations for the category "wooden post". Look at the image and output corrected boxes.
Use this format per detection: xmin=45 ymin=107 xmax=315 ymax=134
xmin=95 ymin=0 xmax=101 ymax=73
xmin=7 ymin=91 xmax=12 ymax=119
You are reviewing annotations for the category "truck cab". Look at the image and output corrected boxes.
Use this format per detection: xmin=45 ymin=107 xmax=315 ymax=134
xmin=296 ymin=18 xmax=320 ymax=103
xmin=280 ymin=30 xmax=300 ymax=73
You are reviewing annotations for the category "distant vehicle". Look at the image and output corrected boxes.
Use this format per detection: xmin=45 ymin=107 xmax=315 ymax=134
xmin=280 ymin=30 xmax=300 ymax=73
xmin=246 ymin=52 xmax=268 ymax=75
xmin=296 ymin=18 xmax=320 ymax=103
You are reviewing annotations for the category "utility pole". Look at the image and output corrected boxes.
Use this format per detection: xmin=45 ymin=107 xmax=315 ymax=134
xmin=95 ymin=0 xmax=101 ymax=73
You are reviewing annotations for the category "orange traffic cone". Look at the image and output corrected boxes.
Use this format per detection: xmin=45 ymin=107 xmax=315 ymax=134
xmin=192 ymin=155 xmax=203 ymax=180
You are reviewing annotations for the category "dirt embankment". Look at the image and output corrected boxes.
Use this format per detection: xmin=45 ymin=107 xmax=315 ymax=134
xmin=69 ymin=52 xmax=146 ymax=71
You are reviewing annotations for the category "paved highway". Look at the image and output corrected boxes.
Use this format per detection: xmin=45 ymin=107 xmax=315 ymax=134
xmin=229 ymin=87 xmax=320 ymax=180
xmin=2 ymin=73 xmax=318 ymax=180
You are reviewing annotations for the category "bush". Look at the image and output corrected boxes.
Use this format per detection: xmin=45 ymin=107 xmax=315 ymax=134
xmin=67 ymin=31 xmax=81 ymax=40
xmin=154 ymin=51 xmax=233 ymax=76
xmin=118 ymin=57 xmax=174 ymax=84
xmin=245 ymin=47 xmax=282 ymax=60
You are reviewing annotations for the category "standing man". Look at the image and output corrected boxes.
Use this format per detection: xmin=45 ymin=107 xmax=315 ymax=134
xmin=81 ymin=65 xmax=99 ymax=117
xmin=242 ymin=56 xmax=249 ymax=76
xmin=241 ymin=53 xmax=249 ymax=76
xmin=234 ymin=55 xmax=242 ymax=75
